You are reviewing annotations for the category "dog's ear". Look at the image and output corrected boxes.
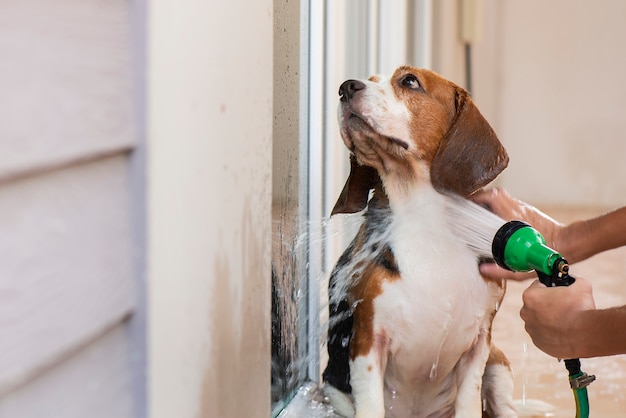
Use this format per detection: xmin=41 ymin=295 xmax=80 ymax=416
xmin=430 ymin=89 xmax=508 ymax=197
xmin=331 ymin=154 xmax=379 ymax=215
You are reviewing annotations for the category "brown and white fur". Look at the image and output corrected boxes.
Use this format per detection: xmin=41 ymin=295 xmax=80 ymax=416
xmin=322 ymin=66 xmax=517 ymax=418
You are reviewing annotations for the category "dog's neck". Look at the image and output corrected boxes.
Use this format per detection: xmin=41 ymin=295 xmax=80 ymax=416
xmin=379 ymin=166 xmax=436 ymax=213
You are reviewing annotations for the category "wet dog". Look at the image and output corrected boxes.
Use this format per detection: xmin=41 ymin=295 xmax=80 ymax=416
xmin=322 ymin=66 xmax=517 ymax=418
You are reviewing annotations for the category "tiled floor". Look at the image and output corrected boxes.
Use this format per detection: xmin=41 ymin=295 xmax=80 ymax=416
xmin=492 ymin=207 xmax=626 ymax=417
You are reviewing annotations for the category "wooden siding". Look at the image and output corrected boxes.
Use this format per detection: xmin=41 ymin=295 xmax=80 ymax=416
xmin=0 ymin=0 xmax=138 ymax=416
xmin=0 ymin=0 xmax=135 ymax=180
xmin=0 ymin=156 xmax=135 ymax=396
xmin=0 ymin=326 xmax=135 ymax=418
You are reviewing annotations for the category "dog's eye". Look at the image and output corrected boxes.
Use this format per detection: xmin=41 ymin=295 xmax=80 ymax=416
xmin=400 ymin=74 xmax=421 ymax=90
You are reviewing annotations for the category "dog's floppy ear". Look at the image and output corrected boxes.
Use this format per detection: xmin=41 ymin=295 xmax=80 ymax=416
xmin=331 ymin=154 xmax=379 ymax=215
xmin=430 ymin=89 xmax=508 ymax=197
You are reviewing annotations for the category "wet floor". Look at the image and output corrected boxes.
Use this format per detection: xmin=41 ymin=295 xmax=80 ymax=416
xmin=492 ymin=207 xmax=626 ymax=417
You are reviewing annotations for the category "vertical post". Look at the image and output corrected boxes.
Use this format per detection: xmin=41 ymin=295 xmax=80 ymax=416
xmin=147 ymin=1 xmax=273 ymax=416
xmin=307 ymin=0 xmax=324 ymax=383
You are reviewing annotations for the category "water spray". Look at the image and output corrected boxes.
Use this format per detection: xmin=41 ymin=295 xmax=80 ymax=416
xmin=444 ymin=198 xmax=596 ymax=417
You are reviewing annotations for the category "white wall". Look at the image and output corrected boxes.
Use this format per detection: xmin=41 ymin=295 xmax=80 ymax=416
xmin=147 ymin=1 xmax=273 ymax=417
xmin=475 ymin=0 xmax=626 ymax=208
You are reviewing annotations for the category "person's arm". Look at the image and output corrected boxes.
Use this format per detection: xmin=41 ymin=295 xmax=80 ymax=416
xmin=558 ymin=206 xmax=626 ymax=263
xmin=521 ymin=277 xmax=626 ymax=358
xmin=473 ymin=188 xmax=626 ymax=280
xmin=471 ymin=187 xmax=564 ymax=247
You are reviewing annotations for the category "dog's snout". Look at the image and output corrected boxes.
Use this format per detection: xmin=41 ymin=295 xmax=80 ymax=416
xmin=339 ymin=79 xmax=365 ymax=102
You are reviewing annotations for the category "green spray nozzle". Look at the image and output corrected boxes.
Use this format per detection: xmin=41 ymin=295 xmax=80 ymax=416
xmin=491 ymin=220 xmax=592 ymax=417
xmin=492 ymin=220 xmax=574 ymax=287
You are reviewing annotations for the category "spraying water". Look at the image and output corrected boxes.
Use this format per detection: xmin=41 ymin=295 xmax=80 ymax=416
xmin=442 ymin=194 xmax=508 ymax=260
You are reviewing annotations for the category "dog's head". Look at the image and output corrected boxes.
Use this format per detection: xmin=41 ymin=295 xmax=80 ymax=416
xmin=332 ymin=66 xmax=508 ymax=215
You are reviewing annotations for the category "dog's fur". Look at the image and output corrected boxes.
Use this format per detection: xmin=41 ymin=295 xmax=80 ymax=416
xmin=322 ymin=66 xmax=517 ymax=418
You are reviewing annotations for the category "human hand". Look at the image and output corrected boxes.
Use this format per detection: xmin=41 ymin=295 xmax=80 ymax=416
xmin=519 ymin=277 xmax=596 ymax=359
xmin=471 ymin=188 xmax=564 ymax=251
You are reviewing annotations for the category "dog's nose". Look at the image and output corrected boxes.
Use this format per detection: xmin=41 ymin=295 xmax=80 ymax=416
xmin=339 ymin=79 xmax=365 ymax=102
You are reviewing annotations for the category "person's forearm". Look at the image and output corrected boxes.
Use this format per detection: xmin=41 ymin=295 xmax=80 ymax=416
xmin=558 ymin=206 xmax=626 ymax=263
xmin=575 ymin=305 xmax=626 ymax=358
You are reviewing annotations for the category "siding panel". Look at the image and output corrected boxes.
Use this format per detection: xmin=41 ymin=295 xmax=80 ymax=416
xmin=0 ymin=156 xmax=134 ymax=395
xmin=0 ymin=325 xmax=134 ymax=418
xmin=0 ymin=0 xmax=135 ymax=180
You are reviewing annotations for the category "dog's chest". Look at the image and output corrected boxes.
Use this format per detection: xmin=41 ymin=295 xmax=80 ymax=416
xmin=373 ymin=191 xmax=493 ymax=374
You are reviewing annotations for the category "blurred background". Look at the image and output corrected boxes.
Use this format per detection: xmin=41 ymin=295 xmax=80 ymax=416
xmin=0 ymin=0 xmax=624 ymax=417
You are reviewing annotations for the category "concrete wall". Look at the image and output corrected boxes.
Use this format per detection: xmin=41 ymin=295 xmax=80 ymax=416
xmin=147 ymin=1 xmax=273 ymax=417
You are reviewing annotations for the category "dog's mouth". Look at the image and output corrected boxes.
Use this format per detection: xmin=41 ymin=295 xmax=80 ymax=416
xmin=342 ymin=113 xmax=409 ymax=151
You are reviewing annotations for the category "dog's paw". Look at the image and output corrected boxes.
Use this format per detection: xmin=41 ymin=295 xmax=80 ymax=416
xmin=324 ymin=384 xmax=355 ymax=418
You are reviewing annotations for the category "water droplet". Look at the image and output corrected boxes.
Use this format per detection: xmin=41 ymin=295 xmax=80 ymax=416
xmin=386 ymin=389 xmax=398 ymax=412
xmin=341 ymin=336 xmax=350 ymax=347
xmin=429 ymin=362 xmax=438 ymax=380
xmin=351 ymin=299 xmax=363 ymax=309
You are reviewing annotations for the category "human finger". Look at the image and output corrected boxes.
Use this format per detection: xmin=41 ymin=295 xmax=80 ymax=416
xmin=479 ymin=262 xmax=536 ymax=282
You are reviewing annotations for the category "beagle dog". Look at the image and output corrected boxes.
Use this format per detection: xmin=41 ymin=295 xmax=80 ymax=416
xmin=322 ymin=66 xmax=517 ymax=418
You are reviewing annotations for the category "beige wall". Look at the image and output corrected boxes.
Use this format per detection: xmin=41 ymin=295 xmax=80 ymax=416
xmin=474 ymin=0 xmax=626 ymax=208
xmin=147 ymin=1 xmax=273 ymax=418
